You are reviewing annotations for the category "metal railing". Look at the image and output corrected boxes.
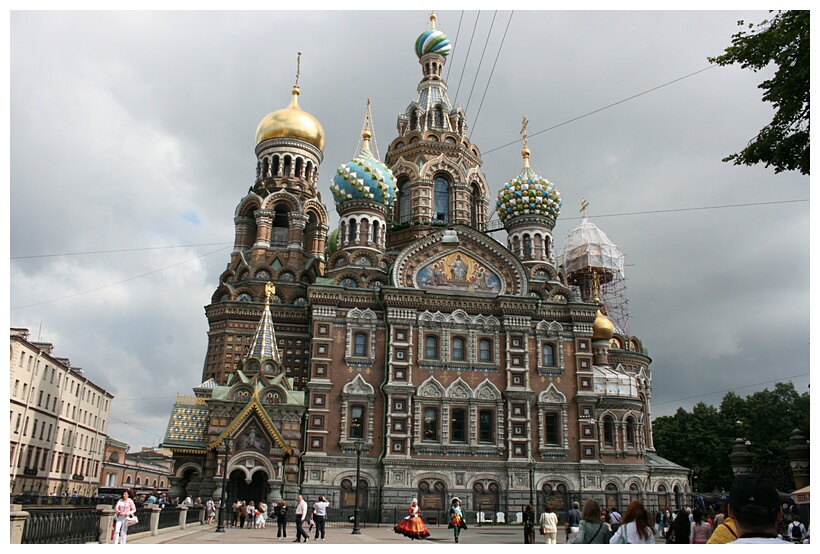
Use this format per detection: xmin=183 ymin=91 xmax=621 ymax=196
xmin=21 ymin=508 xmax=102 ymax=544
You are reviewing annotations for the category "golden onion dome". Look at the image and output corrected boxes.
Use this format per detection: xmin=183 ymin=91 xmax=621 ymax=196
xmin=592 ymin=309 xmax=614 ymax=341
xmin=255 ymin=85 xmax=325 ymax=150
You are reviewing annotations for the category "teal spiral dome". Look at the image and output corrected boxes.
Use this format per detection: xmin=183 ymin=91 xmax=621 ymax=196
xmin=415 ymin=28 xmax=451 ymax=58
xmin=330 ymin=135 xmax=396 ymax=207
xmin=496 ymin=154 xmax=562 ymax=223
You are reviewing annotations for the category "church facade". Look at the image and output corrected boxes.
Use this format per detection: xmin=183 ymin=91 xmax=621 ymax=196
xmin=162 ymin=14 xmax=689 ymax=520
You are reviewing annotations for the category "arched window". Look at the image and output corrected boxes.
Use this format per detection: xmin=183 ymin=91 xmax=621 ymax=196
xmin=371 ymin=220 xmax=380 ymax=246
xmin=523 ymin=235 xmax=533 ymax=257
xmin=348 ymin=219 xmax=358 ymax=244
xmin=125 ymin=475 xmax=132 ymax=484
xmin=603 ymin=416 xmax=615 ymax=447
xmin=479 ymin=410 xmax=493 ymax=443
xmin=450 ymin=409 xmax=466 ymax=442
xmin=470 ymin=183 xmax=481 ymax=228
xmin=353 ymin=333 xmax=367 ymax=357
xmin=425 ymin=335 xmax=439 ymax=359
xmin=626 ymin=417 xmax=636 ymax=447
xmin=423 ymin=408 xmax=438 ymax=441
xmin=271 ymin=207 xmax=289 ymax=247
xmin=542 ymin=344 xmax=555 ymax=366
xmin=545 ymin=412 xmax=559 ymax=445
xmin=350 ymin=405 xmax=365 ymax=439
xmin=433 ymin=176 xmax=450 ymax=223
xmin=452 ymin=337 xmax=465 ymax=361
xmin=398 ymin=180 xmax=411 ymax=224
xmin=479 ymin=339 xmax=492 ymax=362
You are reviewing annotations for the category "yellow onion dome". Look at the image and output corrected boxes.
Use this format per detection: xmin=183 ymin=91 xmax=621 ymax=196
xmin=255 ymin=85 xmax=325 ymax=151
xmin=592 ymin=309 xmax=614 ymax=341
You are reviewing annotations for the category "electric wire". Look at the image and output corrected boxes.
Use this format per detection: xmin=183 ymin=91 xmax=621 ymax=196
xmin=481 ymin=65 xmax=718 ymax=157
xmin=469 ymin=10 xmax=514 ymax=140
xmin=11 ymin=242 xmax=231 ymax=260
xmin=444 ymin=11 xmax=465 ymax=83
xmin=10 ymin=246 xmax=230 ymax=310
xmin=652 ymin=372 xmax=810 ymax=408
xmin=463 ymin=10 xmax=498 ymax=116
xmin=452 ymin=11 xmax=481 ymax=106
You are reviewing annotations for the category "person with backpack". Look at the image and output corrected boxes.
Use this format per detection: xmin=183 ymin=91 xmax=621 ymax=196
xmin=568 ymin=499 xmax=612 ymax=544
xmin=787 ymin=515 xmax=807 ymax=543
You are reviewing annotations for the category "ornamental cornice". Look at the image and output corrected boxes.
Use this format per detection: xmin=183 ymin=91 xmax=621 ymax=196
xmin=503 ymin=214 xmax=557 ymax=232
xmin=502 ymin=390 xmax=535 ymax=400
xmin=336 ymin=199 xmax=391 ymax=217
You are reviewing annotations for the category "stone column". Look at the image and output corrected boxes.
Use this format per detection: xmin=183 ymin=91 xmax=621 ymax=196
xmin=728 ymin=438 xmax=754 ymax=476
xmin=787 ymin=428 xmax=810 ymax=490
xmin=9 ymin=505 xmax=27 ymax=544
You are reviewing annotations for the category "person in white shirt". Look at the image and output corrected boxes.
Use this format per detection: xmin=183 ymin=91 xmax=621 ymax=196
xmin=312 ymin=496 xmax=330 ymax=540
xmin=293 ymin=495 xmax=309 ymax=542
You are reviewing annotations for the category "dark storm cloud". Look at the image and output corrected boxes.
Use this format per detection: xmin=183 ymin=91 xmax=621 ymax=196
xmin=9 ymin=9 xmax=810 ymax=448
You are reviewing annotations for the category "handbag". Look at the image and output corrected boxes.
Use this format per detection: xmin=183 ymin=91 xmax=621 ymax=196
xmin=539 ymin=526 xmax=546 ymax=535
xmin=125 ymin=515 xmax=139 ymax=526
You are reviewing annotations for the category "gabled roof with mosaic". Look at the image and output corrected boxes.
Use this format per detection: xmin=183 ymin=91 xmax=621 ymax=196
xmin=162 ymin=395 xmax=210 ymax=453
xmin=208 ymin=393 xmax=293 ymax=455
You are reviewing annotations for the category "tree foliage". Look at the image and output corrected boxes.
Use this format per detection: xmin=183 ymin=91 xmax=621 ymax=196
xmin=652 ymin=382 xmax=809 ymax=493
xmin=708 ymin=10 xmax=809 ymax=175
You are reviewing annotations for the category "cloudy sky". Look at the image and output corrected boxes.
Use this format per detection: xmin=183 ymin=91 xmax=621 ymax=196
xmin=8 ymin=7 xmax=811 ymax=451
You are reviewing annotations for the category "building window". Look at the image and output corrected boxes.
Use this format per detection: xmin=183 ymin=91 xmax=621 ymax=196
xmin=350 ymin=405 xmax=365 ymax=439
xmin=542 ymin=344 xmax=555 ymax=366
xmin=353 ymin=333 xmax=367 ymax=357
xmin=433 ymin=176 xmax=450 ymax=223
xmin=425 ymin=335 xmax=439 ymax=359
xmin=523 ymin=234 xmax=532 ymax=257
xmin=450 ymin=409 xmax=466 ymax=442
xmin=479 ymin=339 xmax=492 ymax=362
xmin=348 ymin=219 xmax=357 ymax=244
xmin=479 ymin=410 xmax=493 ymax=443
xmin=398 ymin=180 xmax=411 ymax=224
xmin=545 ymin=412 xmax=559 ymax=445
xmin=603 ymin=416 xmax=615 ymax=447
xmin=452 ymin=337 xmax=465 ymax=361
xmin=423 ymin=408 xmax=438 ymax=441
xmin=626 ymin=417 xmax=636 ymax=447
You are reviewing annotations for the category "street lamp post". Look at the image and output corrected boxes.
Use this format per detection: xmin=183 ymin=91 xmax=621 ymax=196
xmin=352 ymin=441 xmax=364 ymax=535
xmin=215 ymin=437 xmax=233 ymax=533
xmin=528 ymin=460 xmax=535 ymax=507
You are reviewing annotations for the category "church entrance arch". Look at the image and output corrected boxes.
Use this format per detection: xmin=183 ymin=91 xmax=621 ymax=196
xmin=230 ymin=469 xmax=270 ymax=504
xmin=539 ymin=483 xmax=568 ymax=514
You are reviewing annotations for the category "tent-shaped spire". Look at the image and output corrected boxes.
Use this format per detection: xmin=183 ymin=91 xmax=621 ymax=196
xmin=244 ymin=282 xmax=282 ymax=370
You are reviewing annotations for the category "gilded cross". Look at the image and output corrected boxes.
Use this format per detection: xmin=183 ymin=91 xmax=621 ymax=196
xmin=521 ymin=116 xmax=529 ymax=149
xmin=580 ymin=197 xmax=589 ymax=217
xmin=295 ymin=52 xmax=302 ymax=86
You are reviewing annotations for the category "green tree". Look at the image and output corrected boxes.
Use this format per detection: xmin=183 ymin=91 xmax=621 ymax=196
xmin=653 ymin=382 xmax=810 ymax=493
xmin=709 ymin=10 xmax=809 ymax=175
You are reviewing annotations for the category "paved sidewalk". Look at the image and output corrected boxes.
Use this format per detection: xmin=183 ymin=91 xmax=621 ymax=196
xmin=128 ymin=522 xmax=568 ymax=545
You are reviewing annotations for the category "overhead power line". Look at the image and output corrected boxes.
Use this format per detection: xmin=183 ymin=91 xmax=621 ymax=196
xmin=653 ymin=372 xmax=810 ymax=408
xmin=469 ymin=10 xmax=514 ymax=139
xmin=464 ymin=10 xmax=498 ymax=116
xmin=10 ymin=246 xmax=230 ymax=310
xmin=482 ymin=65 xmax=718 ymax=156
xmin=11 ymin=242 xmax=232 ymax=260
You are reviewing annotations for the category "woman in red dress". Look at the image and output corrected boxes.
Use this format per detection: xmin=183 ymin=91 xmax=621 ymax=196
xmin=394 ymin=498 xmax=430 ymax=540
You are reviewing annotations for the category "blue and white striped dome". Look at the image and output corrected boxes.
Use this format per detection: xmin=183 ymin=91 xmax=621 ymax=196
xmin=330 ymin=132 xmax=396 ymax=207
xmin=415 ymin=13 xmax=451 ymax=58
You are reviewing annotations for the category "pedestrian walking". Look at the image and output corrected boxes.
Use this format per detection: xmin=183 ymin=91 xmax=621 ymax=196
xmin=539 ymin=503 xmax=559 ymax=544
xmin=609 ymin=500 xmax=655 ymax=544
xmin=394 ymin=498 xmax=430 ymax=540
xmin=112 ymin=490 xmax=137 ymax=545
xmin=275 ymin=499 xmax=289 ymax=539
xmin=206 ymin=498 xmax=216 ymax=524
xmin=448 ymin=497 xmax=468 ymax=543
xmin=256 ymin=501 xmax=267 ymax=529
xmin=565 ymin=501 xmax=582 ymax=541
xmin=666 ymin=508 xmax=691 ymax=543
xmin=312 ymin=496 xmax=329 ymax=540
xmin=293 ymin=494 xmax=310 ymax=542
xmin=523 ymin=504 xmax=535 ymax=543
xmin=568 ymin=499 xmax=611 ymax=544
xmin=690 ymin=508 xmax=712 ymax=543
xmin=231 ymin=499 xmax=240 ymax=528
xmin=238 ymin=500 xmax=247 ymax=529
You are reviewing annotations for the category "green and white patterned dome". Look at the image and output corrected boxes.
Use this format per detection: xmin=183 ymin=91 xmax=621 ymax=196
xmin=415 ymin=12 xmax=451 ymax=58
xmin=496 ymin=147 xmax=562 ymax=223
xmin=330 ymin=129 xmax=396 ymax=207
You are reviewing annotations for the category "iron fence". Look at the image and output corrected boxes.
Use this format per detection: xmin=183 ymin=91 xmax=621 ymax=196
xmin=186 ymin=507 xmax=201 ymax=524
xmin=129 ymin=507 xmax=151 ymax=534
xmin=21 ymin=508 xmax=102 ymax=544
xmin=158 ymin=506 xmax=182 ymax=529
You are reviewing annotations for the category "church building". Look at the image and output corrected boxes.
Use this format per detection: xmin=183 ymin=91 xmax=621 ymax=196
xmin=162 ymin=13 xmax=689 ymax=520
